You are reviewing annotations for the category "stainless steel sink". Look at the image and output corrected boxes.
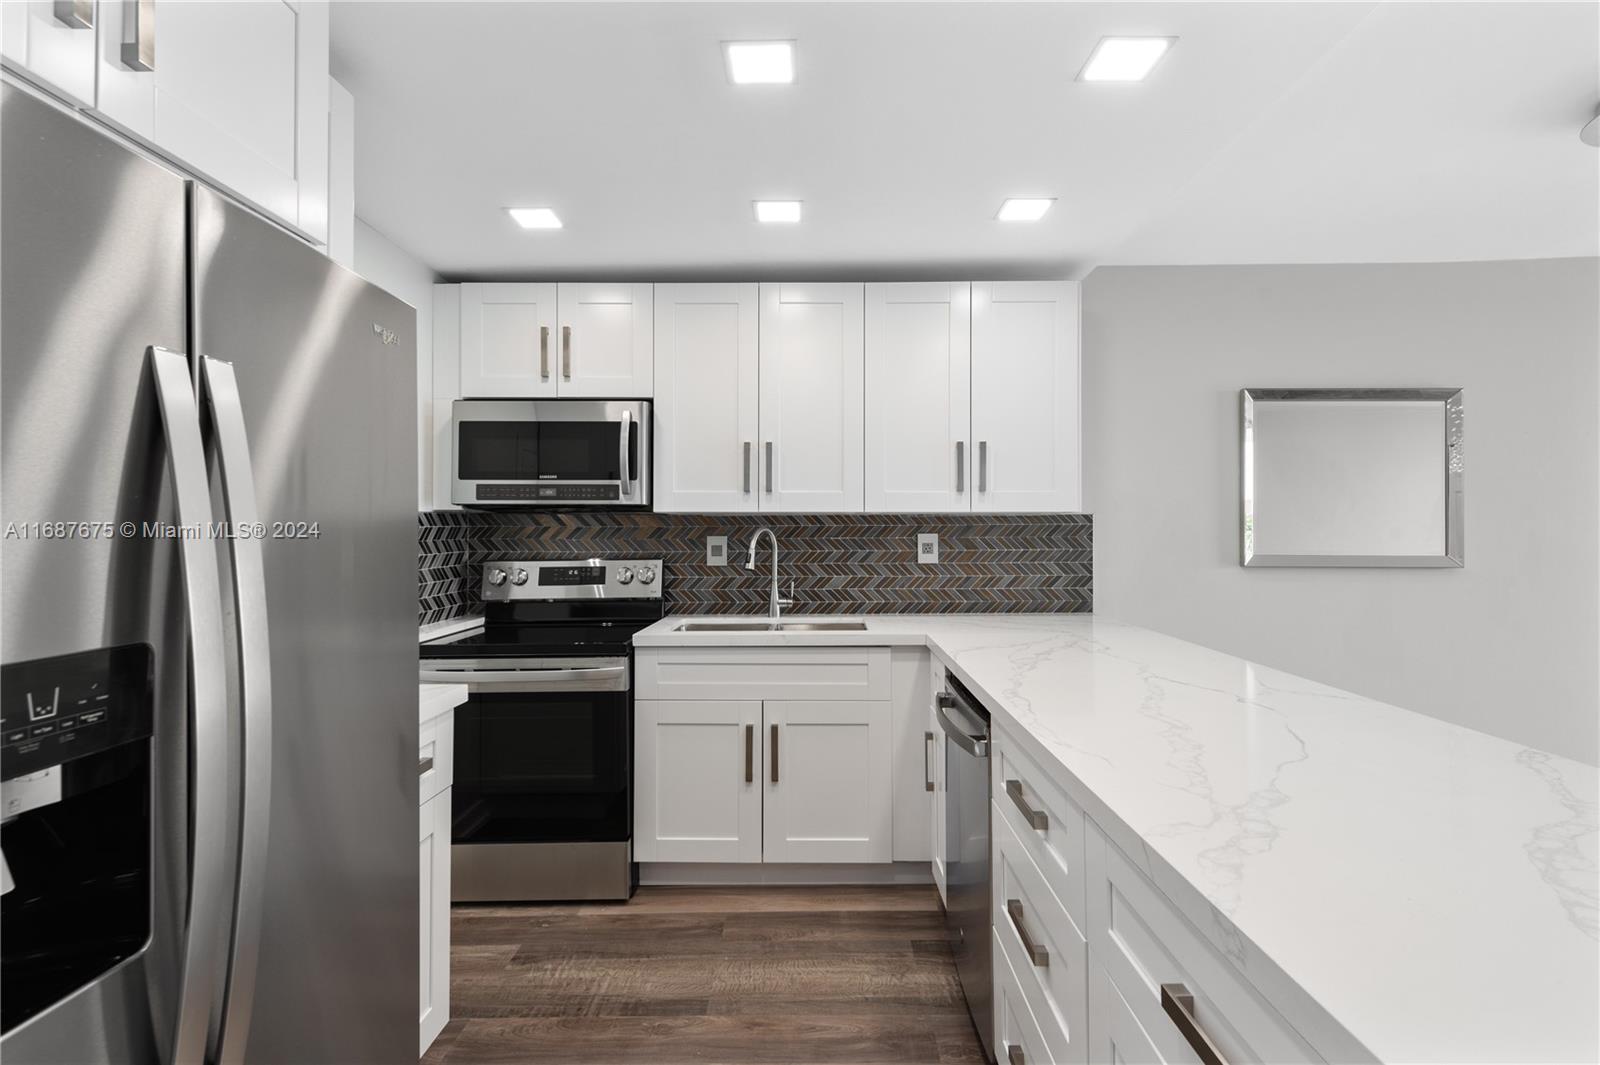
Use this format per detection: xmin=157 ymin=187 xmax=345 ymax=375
xmin=675 ymin=621 xmax=774 ymax=632
xmin=775 ymin=621 xmax=868 ymax=631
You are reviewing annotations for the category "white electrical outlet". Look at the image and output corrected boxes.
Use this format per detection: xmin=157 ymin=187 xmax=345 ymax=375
xmin=917 ymin=533 xmax=939 ymax=564
xmin=706 ymin=535 xmax=729 ymax=567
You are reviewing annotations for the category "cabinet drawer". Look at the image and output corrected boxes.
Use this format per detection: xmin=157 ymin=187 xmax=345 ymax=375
xmin=1087 ymin=952 xmax=1165 ymax=1064
xmin=995 ymin=928 xmax=1054 ymax=1065
xmin=994 ymin=808 xmax=1087 ymax=1064
xmin=419 ymin=712 xmax=454 ymax=806
xmin=993 ymin=729 xmax=1087 ymax=933
xmin=636 ymin=647 xmax=890 ymax=701
xmin=1086 ymin=825 xmax=1322 ymax=1064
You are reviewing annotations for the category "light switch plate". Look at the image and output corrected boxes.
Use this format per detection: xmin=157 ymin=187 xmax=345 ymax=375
xmin=707 ymin=535 xmax=728 ymax=567
xmin=916 ymin=533 xmax=939 ymax=565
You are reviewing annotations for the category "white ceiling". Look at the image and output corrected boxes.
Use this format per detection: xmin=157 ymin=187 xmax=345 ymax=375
xmin=331 ymin=2 xmax=1600 ymax=280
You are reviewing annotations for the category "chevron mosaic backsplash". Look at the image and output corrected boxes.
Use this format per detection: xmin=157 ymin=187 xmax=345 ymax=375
xmin=419 ymin=510 xmax=1092 ymax=625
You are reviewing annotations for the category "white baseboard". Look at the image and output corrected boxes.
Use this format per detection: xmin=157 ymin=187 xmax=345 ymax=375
xmin=640 ymin=861 xmax=934 ymax=886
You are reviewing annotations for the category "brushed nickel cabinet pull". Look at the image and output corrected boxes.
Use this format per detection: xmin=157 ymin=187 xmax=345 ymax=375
xmin=54 ymin=0 xmax=92 ymax=28
xmin=539 ymin=325 xmax=550 ymax=380
xmin=924 ymin=730 xmax=935 ymax=792
xmin=1006 ymin=899 xmax=1049 ymax=967
xmin=561 ymin=325 xmax=572 ymax=379
xmin=764 ymin=442 xmax=773 ymax=494
xmin=1161 ymin=984 xmax=1229 ymax=1065
xmin=978 ymin=440 xmax=988 ymax=493
xmin=744 ymin=724 xmax=753 ymax=783
xmin=1005 ymin=779 xmax=1049 ymax=831
xmin=770 ymin=723 xmax=779 ymax=783
xmin=955 ymin=441 xmax=965 ymax=494
xmin=743 ymin=442 xmax=752 ymax=494
xmin=418 ymin=756 xmax=434 ymax=777
xmin=122 ymin=0 xmax=154 ymax=70
xmin=1006 ymin=1045 xmax=1025 ymax=1065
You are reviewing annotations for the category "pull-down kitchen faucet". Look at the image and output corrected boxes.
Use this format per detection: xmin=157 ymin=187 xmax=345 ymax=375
xmin=746 ymin=527 xmax=794 ymax=619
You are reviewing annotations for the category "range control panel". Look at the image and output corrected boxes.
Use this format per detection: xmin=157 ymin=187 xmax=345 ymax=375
xmin=1 ymin=644 xmax=154 ymax=781
xmin=482 ymin=559 xmax=664 ymax=602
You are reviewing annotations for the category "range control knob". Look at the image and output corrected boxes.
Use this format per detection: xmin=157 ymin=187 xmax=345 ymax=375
xmin=638 ymin=566 xmax=657 ymax=585
xmin=615 ymin=567 xmax=635 ymax=585
xmin=486 ymin=567 xmax=508 ymax=587
xmin=510 ymin=568 xmax=530 ymax=586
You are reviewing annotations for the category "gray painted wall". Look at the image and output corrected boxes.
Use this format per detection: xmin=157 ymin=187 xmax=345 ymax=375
xmin=1083 ymin=258 xmax=1599 ymax=764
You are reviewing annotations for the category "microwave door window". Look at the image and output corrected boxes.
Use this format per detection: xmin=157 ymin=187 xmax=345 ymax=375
xmin=537 ymin=423 xmax=620 ymax=481
xmin=459 ymin=423 xmax=538 ymax=480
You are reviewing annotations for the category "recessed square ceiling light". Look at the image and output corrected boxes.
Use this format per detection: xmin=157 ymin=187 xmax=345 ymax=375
xmin=507 ymin=207 xmax=562 ymax=230
xmin=754 ymin=200 xmax=802 ymax=223
xmin=997 ymin=198 xmax=1055 ymax=223
xmin=1079 ymin=36 xmax=1174 ymax=82
xmin=725 ymin=40 xmax=795 ymax=84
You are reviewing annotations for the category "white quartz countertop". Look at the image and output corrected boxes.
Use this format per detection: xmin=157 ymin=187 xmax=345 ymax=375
xmin=419 ymin=682 xmax=466 ymax=727
xmin=634 ymin=614 xmax=1600 ymax=1063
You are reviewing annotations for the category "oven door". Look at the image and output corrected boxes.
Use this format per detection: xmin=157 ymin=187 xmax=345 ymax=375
xmin=450 ymin=399 xmax=649 ymax=506
xmin=440 ymin=658 xmax=632 ymax=846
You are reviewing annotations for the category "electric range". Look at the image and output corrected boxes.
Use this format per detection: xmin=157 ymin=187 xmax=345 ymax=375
xmin=419 ymin=559 xmax=664 ymax=901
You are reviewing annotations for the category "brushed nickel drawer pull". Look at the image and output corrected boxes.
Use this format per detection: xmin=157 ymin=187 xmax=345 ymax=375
xmin=1006 ymin=1045 xmax=1025 ymax=1065
xmin=1005 ymin=778 xmax=1049 ymax=831
xmin=744 ymin=724 xmax=753 ymax=783
xmin=1161 ymin=983 xmax=1228 ymax=1065
xmin=1006 ymin=899 xmax=1049 ymax=967
xmin=418 ymin=756 xmax=434 ymax=776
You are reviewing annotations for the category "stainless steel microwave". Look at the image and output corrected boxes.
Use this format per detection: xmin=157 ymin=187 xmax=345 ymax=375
xmin=450 ymin=399 xmax=651 ymax=507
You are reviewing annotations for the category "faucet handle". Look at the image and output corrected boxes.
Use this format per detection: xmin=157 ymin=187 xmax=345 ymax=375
xmin=778 ymin=578 xmax=795 ymax=608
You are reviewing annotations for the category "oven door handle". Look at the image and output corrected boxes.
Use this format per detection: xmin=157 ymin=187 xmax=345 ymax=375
xmin=419 ymin=665 xmax=627 ymax=685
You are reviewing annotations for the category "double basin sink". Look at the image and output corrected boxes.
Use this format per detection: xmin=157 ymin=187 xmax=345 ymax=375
xmin=675 ymin=619 xmax=868 ymax=632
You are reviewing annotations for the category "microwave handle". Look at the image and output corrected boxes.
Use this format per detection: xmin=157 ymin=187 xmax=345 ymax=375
xmin=618 ymin=409 xmax=633 ymax=497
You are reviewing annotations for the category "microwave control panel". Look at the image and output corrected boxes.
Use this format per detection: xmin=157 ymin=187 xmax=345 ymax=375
xmin=476 ymin=484 xmax=621 ymax=502
xmin=1 ymin=644 xmax=154 ymax=781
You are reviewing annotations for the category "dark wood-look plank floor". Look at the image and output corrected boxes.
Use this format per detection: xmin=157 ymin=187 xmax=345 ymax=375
xmin=422 ymin=885 xmax=984 ymax=1065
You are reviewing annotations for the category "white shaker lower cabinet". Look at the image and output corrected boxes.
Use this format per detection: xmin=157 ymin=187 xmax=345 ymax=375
xmin=633 ymin=699 xmax=763 ymax=863
xmin=762 ymin=700 xmax=892 ymax=863
xmin=1087 ymin=958 xmax=1166 ymax=1064
xmin=633 ymin=647 xmax=896 ymax=864
xmin=417 ymin=691 xmax=459 ymax=1057
xmin=653 ymin=283 xmax=761 ymax=512
xmin=864 ymin=283 xmax=972 ymax=512
xmin=971 ymin=281 xmax=1081 ymax=513
xmin=929 ymin=660 xmax=949 ymax=903
xmin=758 ymin=283 xmax=865 ymax=512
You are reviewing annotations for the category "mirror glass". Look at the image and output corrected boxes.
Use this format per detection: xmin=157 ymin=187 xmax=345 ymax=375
xmin=1242 ymin=389 xmax=1463 ymax=567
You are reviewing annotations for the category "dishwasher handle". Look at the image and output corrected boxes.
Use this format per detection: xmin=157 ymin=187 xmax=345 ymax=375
xmin=935 ymin=695 xmax=988 ymax=757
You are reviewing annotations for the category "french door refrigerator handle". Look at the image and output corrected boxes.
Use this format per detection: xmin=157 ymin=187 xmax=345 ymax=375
xmin=148 ymin=346 xmax=231 ymax=1065
xmin=200 ymin=356 xmax=274 ymax=1065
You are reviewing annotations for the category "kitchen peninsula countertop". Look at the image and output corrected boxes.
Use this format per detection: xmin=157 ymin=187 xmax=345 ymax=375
xmin=634 ymin=613 xmax=1599 ymax=1063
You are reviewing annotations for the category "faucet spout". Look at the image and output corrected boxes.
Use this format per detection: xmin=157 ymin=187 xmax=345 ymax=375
xmin=745 ymin=527 xmax=790 ymax=619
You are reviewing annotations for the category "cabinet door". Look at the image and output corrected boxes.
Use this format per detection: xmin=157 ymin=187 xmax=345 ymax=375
xmin=635 ymin=700 xmax=762 ymax=863
xmin=891 ymin=648 xmax=933 ymax=861
xmin=652 ymin=283 xmax=760 ymax=512
xmin=0 ymin=0 xmax=97 ymax=106
xmin=459 ymin=283 xmax=558 ymax=398
xmin=758 ymin=283 xmax=865 ymax=512
xmin=865 ymin=283 xmax=972 ymax=512
xmin=929 ymin=697 xmax=947 ymax=903
xmin=418 ymin=789 xmax=451 ymax=1055
xmin=763 ymin=700 xmax=891 ymax=863
xmin=1088 ymin=955 xmax=1167 ymax=1064
xmin=971 ymin=281 xmax=1081 ymax=512
xmin=557 ymin=283 xmax=653 ymax=397
xmin=95 ymin=0 xmax=330 ymax=242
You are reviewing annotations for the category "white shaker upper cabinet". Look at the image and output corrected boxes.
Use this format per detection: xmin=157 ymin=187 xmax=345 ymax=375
xmin=758 ymin=283 xmax=865 ymax=513
xmin=94 ymin=0 xmax=330 ymax=244
xmin=0 ymin=0 xmax=98 ymax=107
xmin=653 ymin=283 xmax=760 ymax=513
xmin=557 ymin=283 xmax=654 ymax=397
xmin=970 ymin=281 xmax=1081 ymax=512
xmin=865 ymin=283 xmax=972 ymax=512
xmin=458 ymin=283 xmax=558 ymax=398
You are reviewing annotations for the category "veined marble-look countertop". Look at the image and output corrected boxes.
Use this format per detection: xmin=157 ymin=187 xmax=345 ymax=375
xmin=634 ymin=614 xmax=1600 ymax=1063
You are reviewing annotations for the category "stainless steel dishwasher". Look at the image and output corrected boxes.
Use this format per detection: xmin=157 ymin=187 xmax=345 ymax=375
xmin=938 ymin=672 xmax=994 ymax=1061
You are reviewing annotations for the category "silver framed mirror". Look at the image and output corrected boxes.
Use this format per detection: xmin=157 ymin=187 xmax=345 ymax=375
xmin=1241 ymin=388 xmax=1463 ymax=568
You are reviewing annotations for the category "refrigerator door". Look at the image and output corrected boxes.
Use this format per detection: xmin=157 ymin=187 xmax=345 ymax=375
xmin=1 ymin=83 xmax=229 ymax=1065
xmin=190 ymin=186 xmax=419 ymax=1065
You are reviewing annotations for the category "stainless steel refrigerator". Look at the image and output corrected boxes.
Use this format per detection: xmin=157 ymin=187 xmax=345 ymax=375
xmin=0 ymin=81 xmax=418 ymax=1064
